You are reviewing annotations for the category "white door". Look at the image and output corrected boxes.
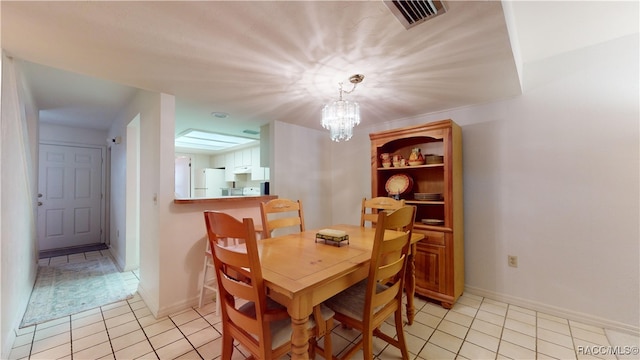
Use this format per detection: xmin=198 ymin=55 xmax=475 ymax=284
xmin=38 ymin=144 xmax=103 ymax=251
xmin=175 ymin=156 xmax=191 ymax=198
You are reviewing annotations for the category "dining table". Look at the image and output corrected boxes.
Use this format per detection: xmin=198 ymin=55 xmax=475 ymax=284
xmin=253 ymin=224 xmax=424 ymax=360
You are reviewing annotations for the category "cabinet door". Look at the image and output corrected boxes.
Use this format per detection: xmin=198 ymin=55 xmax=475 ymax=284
xmin=234 ymin=150 xmax=243 ymax=168
xmin=250 ymin=147 xmax=265 ymax=180
xmin=212 ymin=154 xmax=225 ymax=168
xmin=224 ymin=153 xmax=235 ymax=182
xmin=233 ymin=148 xmax=253 ymax=168
xmin=415 ymin=242 xmax=446 ymax=293
xmin=243 ymin=148 xmax=252 ymax=166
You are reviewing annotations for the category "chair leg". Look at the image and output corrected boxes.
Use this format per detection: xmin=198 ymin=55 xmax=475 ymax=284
xmin=363 ymin=328 xmax=374 ymax=360
xmin=309 ymin=337 xmax=317 ymax=359
xmin=394 ymin=310 xmax=409 ymax=360
xmin=198 ymin=256 xmax=209 ymax=308
xmin=221 ymin=332 xmax=234 ymax=360
xmin=323 ymin=318 xmax=333 ymax=359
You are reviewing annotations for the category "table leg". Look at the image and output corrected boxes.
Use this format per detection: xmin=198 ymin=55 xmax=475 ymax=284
xmin=405 ymin=243 xmax=417 ymax=325
xmin=290 ymin=315 xmax=310 ymax=360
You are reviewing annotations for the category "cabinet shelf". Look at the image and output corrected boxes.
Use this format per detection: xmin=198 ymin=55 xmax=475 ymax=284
xmin=405 ymin=200 xmax=445 ymax=205
xmin=376 ymin=163 xmax=444 ymax=171
xmin=414 ymin=223 xmax=453 ymax=232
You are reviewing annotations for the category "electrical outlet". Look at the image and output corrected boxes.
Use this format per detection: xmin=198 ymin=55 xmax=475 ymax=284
xmin=508 ymin=255 xmax=518 ymax=268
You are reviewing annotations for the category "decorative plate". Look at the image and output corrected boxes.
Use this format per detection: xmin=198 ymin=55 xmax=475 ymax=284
xmin=385 ymin=174 xmax=413 ymax=195
xmin=421 ymin=218 xmax=444 ymax=226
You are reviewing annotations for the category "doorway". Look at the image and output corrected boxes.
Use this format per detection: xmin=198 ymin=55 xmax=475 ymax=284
xmin=175 ymin=155 xmax=191 ymax=198
xmin=124 ymin=114 xmax=141 ymax=271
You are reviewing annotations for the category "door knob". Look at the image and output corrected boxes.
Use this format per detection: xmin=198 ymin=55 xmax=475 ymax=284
xmin=37 ymin=201 xmax=43 ymax=206
xmin=38 ymin=193 xmax=43 ymax=198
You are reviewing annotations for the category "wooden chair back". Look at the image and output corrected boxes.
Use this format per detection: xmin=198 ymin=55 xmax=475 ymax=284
xmin=204 ymin=211 xmax=289 ymax=359
xmin=365 ymin=206 xmax=416 ymax=346
xmin=260 ymin=198 xmax=305 ymax=238
xmin=360 ymin=196 xmax=406 ymax=227
xmin=327 ymin=205 xmax=416 ymax=359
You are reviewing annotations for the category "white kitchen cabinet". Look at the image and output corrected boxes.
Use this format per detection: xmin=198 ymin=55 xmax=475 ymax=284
xmin=212 ymin=154 xmax=225 ymax=168
xmin=234 ymin=148 xmax=252 ymax=168
xmin=250 ymin=147 xmax=264 ymax=180
xmin=243 ymin=148 xmax=252 ymax=166
xmin=250 ymin=146 xmax=271 ymax=181
xmin=224 ymin=153 xmax=235 ymax=181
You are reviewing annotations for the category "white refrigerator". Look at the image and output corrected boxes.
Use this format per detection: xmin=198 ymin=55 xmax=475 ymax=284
xmin=193 ymin=168 xmax=226 ymax=197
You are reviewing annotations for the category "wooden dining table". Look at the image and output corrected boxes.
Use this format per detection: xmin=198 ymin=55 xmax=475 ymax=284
xmin=253 ymin=224 xmax=424 ymax=360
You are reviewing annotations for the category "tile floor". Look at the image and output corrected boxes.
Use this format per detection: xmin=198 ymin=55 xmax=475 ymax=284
xmin=9 ymin=250 xmax=640 ymax=360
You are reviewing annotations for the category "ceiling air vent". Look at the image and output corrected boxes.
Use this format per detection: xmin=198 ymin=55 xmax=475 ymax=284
xmin=385 ymin=0 xmax=447 ymax=30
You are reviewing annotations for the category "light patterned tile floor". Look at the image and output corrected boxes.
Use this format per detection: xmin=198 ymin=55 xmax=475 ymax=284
xmin=9 ymin=251 xmax=640 ymax=359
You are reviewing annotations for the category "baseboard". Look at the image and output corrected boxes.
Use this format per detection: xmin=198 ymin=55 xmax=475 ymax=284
xmin=155 ymin=295 xmax=200 ymax=319
xmin=136 ymin=283 xmax=159 ymax=319
xmin=3 ymin=262 xmax=38 ymax=359
xmin=106 ymin=247 xmax=125 ymax=272
xmin=465 ymin=285 xmax=639 ymax=336
xmin=136 ymin=283 xmax=200 ymax=320
xmin=1 ymin=331 xmax=16 ymax=360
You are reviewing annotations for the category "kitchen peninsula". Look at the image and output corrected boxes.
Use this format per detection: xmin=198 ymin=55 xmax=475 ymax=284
xmin=159 ymin=193 xmax=277 ymax=320
xmin=173 ymin=194 xmax=277 ymax=234
xmin=173 ymin=194 xmax=276 ymax=205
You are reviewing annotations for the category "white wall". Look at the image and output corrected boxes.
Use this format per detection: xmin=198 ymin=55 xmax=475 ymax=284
xmin=39 ymin=123 xmax=108 ymax=147
xmin=108 ymin=109 xmax=127 ymax=270
xmin=272 ymin=121 xmax=332 ymax=230
xmin=108 ymin=96 xmax=144 ymax=273
xmin=336 ymin=34 xmax=639 ymax=333
xmin=0 ymin=55 xmax=39 ymax=359
xmin=161 ymin=200 xmax=265 ymax=316
xmin=107 ymin=90 xmax=168 ymax=314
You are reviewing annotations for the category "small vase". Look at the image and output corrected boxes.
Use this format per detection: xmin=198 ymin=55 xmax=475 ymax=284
xmin=408 ymin=148 xmax=425 ymax=165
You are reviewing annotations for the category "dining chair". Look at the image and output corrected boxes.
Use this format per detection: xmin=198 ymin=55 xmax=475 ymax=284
xmin=360 ymin=196 xmax=406 ymax=227
xmin=260 ymin=198 xmax=305 ymax=238
xmin=325 ymin=205 xmax=416 ymax=360
xmin=204 ymin=211 xmax=333 ymax=360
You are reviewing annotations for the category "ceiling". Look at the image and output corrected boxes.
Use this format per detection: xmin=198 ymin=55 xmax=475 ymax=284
xmin=1 ymin=1 xmax=637 ymax=146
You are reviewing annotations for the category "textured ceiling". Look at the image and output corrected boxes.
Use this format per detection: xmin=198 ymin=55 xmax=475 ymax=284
xmin=1 ymin=1 xmax=636 ymax=143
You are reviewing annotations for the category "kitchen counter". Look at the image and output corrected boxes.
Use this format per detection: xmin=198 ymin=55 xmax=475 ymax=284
xmin=173 ymin=195 xmax=277 ymax=205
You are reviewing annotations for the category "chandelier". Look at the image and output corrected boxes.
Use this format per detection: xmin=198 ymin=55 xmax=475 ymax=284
xmin=321 ymin=74 xmax=364 ymax=142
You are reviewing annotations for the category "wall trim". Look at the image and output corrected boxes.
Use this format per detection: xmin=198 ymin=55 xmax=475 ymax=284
xmin=136 ymin=283 xmax=159 ymax=319
xmin=465 ymin=285 xmax=640 ymax=336
xmin=155 ymin=296 xmax=199 ymax=319
xmin=136 ymin=283 xmax=199 ymax=320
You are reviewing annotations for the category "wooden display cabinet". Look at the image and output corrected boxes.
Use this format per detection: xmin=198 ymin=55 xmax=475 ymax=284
xmin=369 ymin=120 xmax=463 ymax=308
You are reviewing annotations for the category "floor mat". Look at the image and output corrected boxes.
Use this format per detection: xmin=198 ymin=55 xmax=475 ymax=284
xmin=20 ymin=256 xmax=135 ymax=327
xmin=39 ymin=243 xmax=108 ymax=259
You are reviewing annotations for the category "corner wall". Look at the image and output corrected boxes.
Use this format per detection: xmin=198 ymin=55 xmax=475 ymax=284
xmin=0 ymin=54 xmax=39 ymax=359
xmin=108 ymin=90 xmax=167 ymax=314
xmin=272 ymin=121 xmax=332 ymax=230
